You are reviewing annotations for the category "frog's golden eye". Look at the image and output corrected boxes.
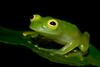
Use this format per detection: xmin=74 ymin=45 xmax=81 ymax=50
xmin=48 ymin=19 xmax=58 ymax=30
xmin=30 ymin=14 xmax=41 ymax=22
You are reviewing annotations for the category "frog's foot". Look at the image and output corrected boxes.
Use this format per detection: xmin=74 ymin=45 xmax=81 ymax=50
xmin=79 ymin=32 xmax=90 ymax=54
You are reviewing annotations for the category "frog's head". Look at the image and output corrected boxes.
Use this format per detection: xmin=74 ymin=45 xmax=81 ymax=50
xmin=29 ymin=14 xmax=62 ymax=38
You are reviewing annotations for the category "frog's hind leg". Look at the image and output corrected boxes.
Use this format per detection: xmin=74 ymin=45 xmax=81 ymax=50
xmin=79 ymin=32 xmax=90 ymax=54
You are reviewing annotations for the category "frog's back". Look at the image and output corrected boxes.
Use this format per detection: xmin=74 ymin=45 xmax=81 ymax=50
xmin=54 ymin=20 xmax=81 ymax=45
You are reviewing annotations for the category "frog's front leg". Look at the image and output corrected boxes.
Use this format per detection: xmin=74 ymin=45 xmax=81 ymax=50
xmin=22 ymin=31 xmax=39 ymax=40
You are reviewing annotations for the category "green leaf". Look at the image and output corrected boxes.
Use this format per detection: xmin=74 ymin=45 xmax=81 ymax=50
xmin=0 ymin=26 xmax=100 ymax=67
xmin=31 ymin=46 xmax=89 ymax=66
xmin=0 ymin=26 xmax=34 ymax=48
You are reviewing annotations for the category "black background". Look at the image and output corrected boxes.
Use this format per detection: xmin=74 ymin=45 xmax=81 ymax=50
xmin=0 ymin=0 xmax=99 ymax=67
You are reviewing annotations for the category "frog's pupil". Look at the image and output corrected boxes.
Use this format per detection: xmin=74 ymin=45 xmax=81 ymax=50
xmin=50 ymin=21 xmax=56 ymax=25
